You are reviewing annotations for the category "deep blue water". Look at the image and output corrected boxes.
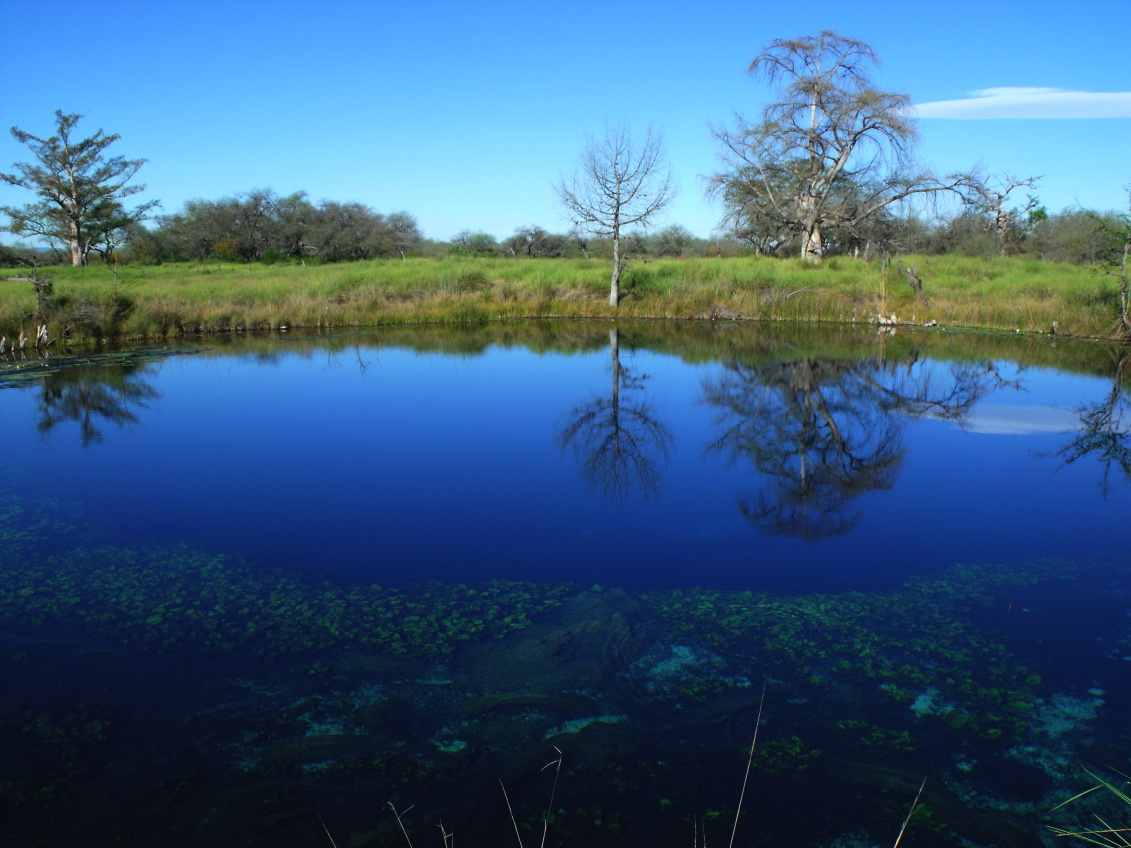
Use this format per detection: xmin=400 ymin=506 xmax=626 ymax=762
xmin=2 ymin=321 xmax=1130 ymax=848
xmin=2 ymin=325 xmax=1126 ymax=592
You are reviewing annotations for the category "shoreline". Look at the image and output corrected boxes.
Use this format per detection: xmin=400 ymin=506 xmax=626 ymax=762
xmin=1 ymin=254 xmax=1126 ymax=344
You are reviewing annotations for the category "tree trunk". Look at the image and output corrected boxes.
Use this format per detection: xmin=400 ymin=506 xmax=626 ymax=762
xmin=68 ymin=219 xmax=85 ymax=266
xmin=1119 ymin=239 xmax=1130 ymax=340
xmin=797 ymin=194 xmax=823 ymax=262
xmin=610 ymin=233 xmax=621 ymax=306
xmin=801 ymin=222 xmax=823 ymax=262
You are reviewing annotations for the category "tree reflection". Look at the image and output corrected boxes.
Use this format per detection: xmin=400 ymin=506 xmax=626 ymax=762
xmin=35 ymin=362 xmax=159 ymax=446
xmin=702 ymin=354 xmax=1007 ymax=540
xmin=1053 ymin=348 xmax=1131 ymax=497
xmin=558 ymin=327 xmax=674 ymax=500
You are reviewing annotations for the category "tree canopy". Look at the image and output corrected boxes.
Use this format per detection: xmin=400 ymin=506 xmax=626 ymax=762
xmin=142 ymin=190 xmax=423 ymax=263
xmin=1 ymin=111 xmax=158 ymax=266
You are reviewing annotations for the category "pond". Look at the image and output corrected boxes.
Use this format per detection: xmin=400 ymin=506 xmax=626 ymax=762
xmin=2 ymin=320 xmax=1129 ymax=848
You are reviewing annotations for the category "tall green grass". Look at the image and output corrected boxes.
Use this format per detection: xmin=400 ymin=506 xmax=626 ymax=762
xmin=0 ymin=254 xmax=1121 ymax=342
xmin=1049 ymin=770 xmax=1131 ymax=847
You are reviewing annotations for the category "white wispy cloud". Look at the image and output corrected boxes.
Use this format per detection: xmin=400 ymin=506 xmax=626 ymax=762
xmin=914 ymin=87 xmax=1131 ymax=119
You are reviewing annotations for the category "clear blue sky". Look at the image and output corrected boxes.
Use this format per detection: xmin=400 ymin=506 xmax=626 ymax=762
xmin=1 ymin=0 xmax=1128 ymax=243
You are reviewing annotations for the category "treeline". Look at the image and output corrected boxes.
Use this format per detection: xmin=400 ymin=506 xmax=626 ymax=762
xmin=128 ymin=189 xmax=425 ymax=264
xmin=447 ymin=223 xmax=735 ymax=260
xmin=1 ymin=188 xmax=1123 ymax=268
xmin=823 ymin=205 xmax=1126 ymax=265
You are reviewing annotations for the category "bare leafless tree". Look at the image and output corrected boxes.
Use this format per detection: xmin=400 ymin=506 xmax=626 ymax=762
xmin=975 ymin=173 xmax=1042 ymax=254
xmin=556 ymin=122 xmax=676 ymax=306
xmin=709 ymin=31 xmax=980 ymax=262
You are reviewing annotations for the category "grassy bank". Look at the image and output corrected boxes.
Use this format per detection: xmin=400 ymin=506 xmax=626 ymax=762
xmin=0 ymin=254 xmax=1125 ymax=342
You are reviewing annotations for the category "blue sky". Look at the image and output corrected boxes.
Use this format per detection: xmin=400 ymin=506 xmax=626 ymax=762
xmin=1 ymin=0 xmax=1128 ymax=242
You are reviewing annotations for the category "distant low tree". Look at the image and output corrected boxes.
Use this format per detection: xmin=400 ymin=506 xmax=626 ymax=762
xmin=652 ymin=224 xmax=695 ymax=257
xmin=556 ymin=121 xmax=677 ymax=306
xmin=1 ymin=111 xmax=158 ymax=266
xmin=386 ymin=211 xmax=423 ymax=259
xmin=1028 ymin=209 xmax=1122 ymax=264
xmin=925 ymin=211 xmax=997 ymax=257
xmin=708 ymin=231 xmax=756 ymax=258
xmin=150 ymin=192 xmax=419 ymax=263
xmin=451 ymin=230 xmax=500 ymax=256
xmin=568 ymin=226 xmax=592 ymax=259
xmin=505 ymin=225 xmax=566 ymax=259
xmin=273 ymin=192 xmax=318 ymax=259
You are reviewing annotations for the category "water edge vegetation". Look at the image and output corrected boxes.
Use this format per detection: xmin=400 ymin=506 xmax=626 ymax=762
xmin=1 ymin=253 xmax=1128 ymax=345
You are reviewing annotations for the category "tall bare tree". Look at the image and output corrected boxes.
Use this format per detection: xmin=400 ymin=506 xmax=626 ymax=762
xmin=709 ymin=31 xmax=979 ymax=262
xmin=1 ymin=111 xmax=157 ymax=266
xmin=556 ymin=122 xmax=676 ymax=306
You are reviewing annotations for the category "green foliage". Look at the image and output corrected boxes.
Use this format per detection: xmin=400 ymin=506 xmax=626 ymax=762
xmin=0 ymin=111 xmax=157 ymax=266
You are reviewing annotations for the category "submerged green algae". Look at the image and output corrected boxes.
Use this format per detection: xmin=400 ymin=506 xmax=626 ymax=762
xmin=0 ymin=499 xmax=571 ymax=662
xmin=650 ymin=560 xmax=1081 ymax=745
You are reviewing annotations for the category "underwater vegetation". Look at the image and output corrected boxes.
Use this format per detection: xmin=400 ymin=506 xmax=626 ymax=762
xmin=0 ymin=542 xmax=570 ymax=661
xmin=2 ymin=490 xmax=1127 ymax=848
xmin=0 ymin=495 xmax=78 ymax=558
xmin=0 ymin=703 xmax=114 ymax=814
xmin=0 ymin=496 xmax=570 ymax=662
xmin=650 ymin=560 xmax=1082 ymax=747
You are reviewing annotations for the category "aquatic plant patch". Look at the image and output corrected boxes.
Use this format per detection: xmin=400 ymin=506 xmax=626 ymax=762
xmin=0 ymin=534 xmax=571 ymax=662
xmin=650 ymin=560 xmax=1081 ymax=746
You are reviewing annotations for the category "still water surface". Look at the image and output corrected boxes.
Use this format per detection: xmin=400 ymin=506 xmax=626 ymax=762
xmin=1 ymin=321 xmax=1129 ymax=847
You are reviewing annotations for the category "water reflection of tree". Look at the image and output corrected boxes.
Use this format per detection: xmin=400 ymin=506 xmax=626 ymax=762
xmin=558 ymin=327 xmax=674 ymax=500
xmin=702 ymin=355 xmax=1006 ymax=540
xmin=1053 ymin=348 xmax=1131 ymax=497
xmin=36 ymin=363 xmax=159 ymax=446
